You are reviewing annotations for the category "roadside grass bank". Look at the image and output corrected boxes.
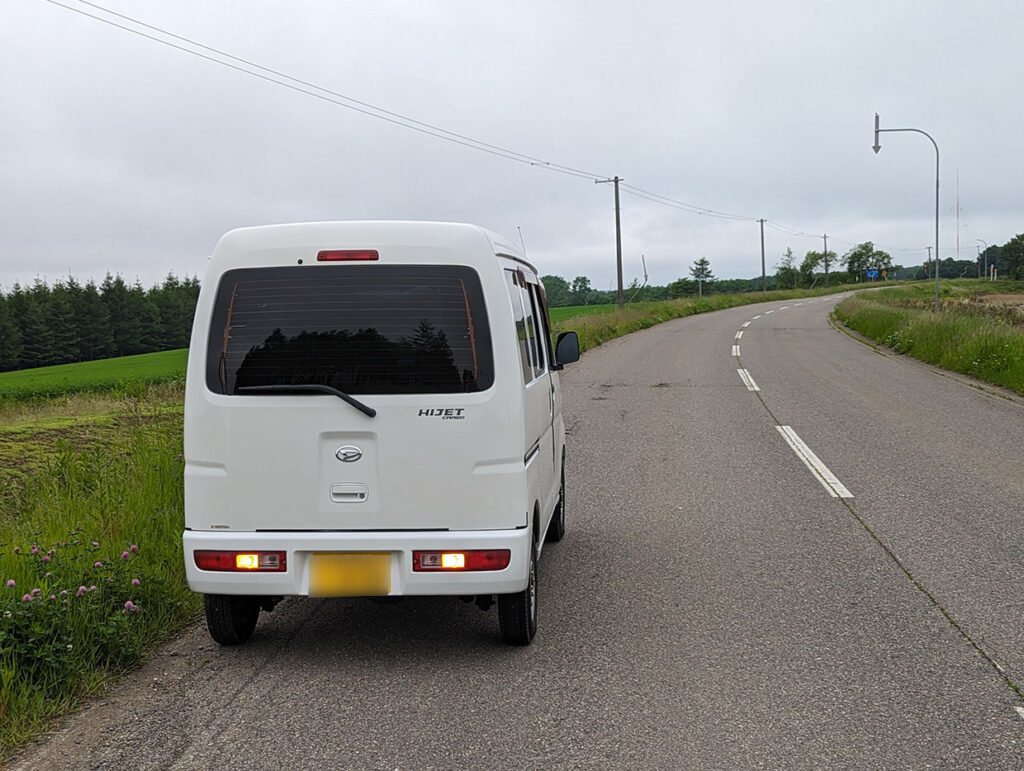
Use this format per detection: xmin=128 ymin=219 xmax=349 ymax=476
xmin=0 ymin=385 xmax=199 ymax=760
xmin=554 ymin=284 xmax=870 ymax=352
xmin=0 ymin=349 xmax=188 ymax=402
xmin=834 ymin=281 xmax=1024 ymax=396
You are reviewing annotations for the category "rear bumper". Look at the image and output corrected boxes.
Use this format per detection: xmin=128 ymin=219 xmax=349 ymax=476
xmin=183 ymin=528 xmax=531 ymax=596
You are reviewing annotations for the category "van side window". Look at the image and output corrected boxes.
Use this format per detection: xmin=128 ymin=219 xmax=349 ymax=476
xmin=526 ymin=284 xmax=550 ymax=374
xmin=521 ymin=284 xmax=544 ymax=381
xmin=504 ymin=270 xmax=534 ymax=384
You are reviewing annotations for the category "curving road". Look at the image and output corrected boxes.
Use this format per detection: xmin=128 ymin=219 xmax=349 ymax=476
xmin=13 ymin=295 xmax=1024 ymax=769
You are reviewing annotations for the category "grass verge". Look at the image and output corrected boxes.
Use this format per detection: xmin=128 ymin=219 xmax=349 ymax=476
xmin=0 ymin=386 xmax=200 ymax=759
xmin=834 ymin=281 xmax=1024 ymax=396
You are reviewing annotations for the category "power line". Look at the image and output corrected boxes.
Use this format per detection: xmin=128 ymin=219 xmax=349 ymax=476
xmin=39 ymin=0 xmax=932 ymax=261
xmin=43 ymin=0 xmax=604 ymax=182
xmin=618 ymin=184 xmax=758 ymax=222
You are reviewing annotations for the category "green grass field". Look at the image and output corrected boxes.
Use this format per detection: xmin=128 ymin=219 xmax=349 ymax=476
xmin=0 ymin=349 xmax=188 ymax=401
xmin=548 ymin=303 xmax=619 ymax=323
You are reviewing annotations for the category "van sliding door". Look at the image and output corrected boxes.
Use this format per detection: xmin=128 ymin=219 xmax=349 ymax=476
xmin=504 ymin=269 xmax=557 ymax=525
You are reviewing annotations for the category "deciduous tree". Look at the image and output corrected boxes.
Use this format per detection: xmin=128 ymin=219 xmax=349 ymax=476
xmin=776 ymin=248 xmax=798 ymax=290
xmin=1001 ymin=233 xmax=1024 ymax=280
xmin=540 ymin=275 xmax=571 ymax=307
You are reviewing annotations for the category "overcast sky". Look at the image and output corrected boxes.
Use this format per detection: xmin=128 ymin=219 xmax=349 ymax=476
xmin=2 ymin=0 xmax=1022 ymax=293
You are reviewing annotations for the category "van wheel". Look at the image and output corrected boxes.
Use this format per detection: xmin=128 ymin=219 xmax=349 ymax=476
xmin=204 ymin=594 xmax=260 ymax=646
xmin=498 ymin=542 xmax=537 ymax=645
xmin=546 ymin=463 xmax=566 ymax=543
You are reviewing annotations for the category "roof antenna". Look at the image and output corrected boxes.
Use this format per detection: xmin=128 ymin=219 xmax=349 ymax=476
xmin=516 ymin=226 xmax=527 ymax=255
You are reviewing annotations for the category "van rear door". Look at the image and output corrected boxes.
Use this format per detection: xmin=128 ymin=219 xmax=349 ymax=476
xmin=195 ymin=263 xmax=524 ymax=532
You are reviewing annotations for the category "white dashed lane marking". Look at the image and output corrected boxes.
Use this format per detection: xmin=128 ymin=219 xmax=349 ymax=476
xmin=737 ymin=368 xmax=760 ymax=391
xmin=776 ymin=426 xmax=853 ymax=498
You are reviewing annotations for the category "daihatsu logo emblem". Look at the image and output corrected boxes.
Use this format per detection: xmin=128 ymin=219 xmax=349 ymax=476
xmin=335 ymin=446 xmax=363 ymax=463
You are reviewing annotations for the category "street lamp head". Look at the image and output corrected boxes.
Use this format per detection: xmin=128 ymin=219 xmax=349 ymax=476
xmin=873 ymin=113 xmax=881 ymax=153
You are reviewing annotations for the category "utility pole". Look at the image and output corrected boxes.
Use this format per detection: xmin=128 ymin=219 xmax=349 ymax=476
xmin=759 ymin=219 xmax=766 ymax=292
xmin=874 ymin=113 xmax=941 ymax=310
xmin=823 ymin=234 xmax=829 ymax=287
xmin=596 ymin=176 xmax=624 ymax=309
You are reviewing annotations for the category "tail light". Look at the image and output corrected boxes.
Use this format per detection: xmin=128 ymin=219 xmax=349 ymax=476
xmin=412 ymin=550 xmax=510 ymax=572
xmin=194 ymin=551 xmax=287 ymax=572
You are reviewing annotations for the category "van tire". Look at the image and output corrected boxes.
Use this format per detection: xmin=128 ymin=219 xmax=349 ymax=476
xmin=498 ymin=542 xmax=537 ymax=645
xmin=204 ymin=594 xmax=260 ymax=646
xmin=546 ymin=463 xmax=566 ymax=543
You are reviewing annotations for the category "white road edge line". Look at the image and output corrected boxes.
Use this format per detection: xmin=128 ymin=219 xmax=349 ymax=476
xmin=1015 ymin=706 xmax=1024 ymax=721
xmin=732 ymin=345 xmax=741 ymax=357
xmin=737 ymin=369 xmax=760 ymax=391
xmin=776 ymin=426 xmax=854 ymax=499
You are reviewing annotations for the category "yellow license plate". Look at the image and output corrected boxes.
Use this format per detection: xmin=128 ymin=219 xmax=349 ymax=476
xmin=308 ymin=553 xmax=391 ymax=597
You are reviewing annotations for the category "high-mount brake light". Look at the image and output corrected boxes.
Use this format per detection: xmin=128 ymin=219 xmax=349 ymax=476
xmin=316 ymin=249 xmax=379 ymax=262
xmin=412 ymin=550 xmax=511 ymax=572
xmin=194 ymin=550 xmax=287 ymax=572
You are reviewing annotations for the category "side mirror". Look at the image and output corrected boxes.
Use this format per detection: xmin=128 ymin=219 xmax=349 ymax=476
xmin=553 ymin=331 xmax=580 ymax=370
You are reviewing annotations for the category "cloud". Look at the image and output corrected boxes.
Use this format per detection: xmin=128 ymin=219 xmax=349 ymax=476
xmin=1 ymin=0 xmax=1022 ymax=293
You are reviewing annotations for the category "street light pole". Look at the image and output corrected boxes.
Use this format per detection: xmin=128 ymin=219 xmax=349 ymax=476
xmin=759 ymin=218 xmax=766 ymax=292
xmin=874 ymin=113 xmax=941 ymax=311
xmin=976 ymin=238 xmax=988 ymax=281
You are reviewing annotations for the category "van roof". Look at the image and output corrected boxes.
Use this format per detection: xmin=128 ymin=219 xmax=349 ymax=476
xmin=211 ymin=221 xmax=537 ymax=273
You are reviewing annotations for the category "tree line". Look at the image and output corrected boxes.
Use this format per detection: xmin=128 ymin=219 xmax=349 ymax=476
xmin=1 ymin=232 xmax=1020 ymax=372
xmin=0 ymin=274 xmax=200 ymax=372
xmin=542 ymin=234 xmax=1024 ymax=306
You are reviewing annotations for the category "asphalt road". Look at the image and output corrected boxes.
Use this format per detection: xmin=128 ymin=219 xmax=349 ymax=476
xmin=13 ymin=295 xmax=1024 ymax=769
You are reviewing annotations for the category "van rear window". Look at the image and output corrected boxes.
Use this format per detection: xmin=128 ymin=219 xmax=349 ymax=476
xmin=206 ymin=265 xmax=493 ymax=395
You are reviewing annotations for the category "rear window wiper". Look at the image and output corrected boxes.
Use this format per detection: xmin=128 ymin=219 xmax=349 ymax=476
xmin=237 ymin=384 xmax=377 ymax=418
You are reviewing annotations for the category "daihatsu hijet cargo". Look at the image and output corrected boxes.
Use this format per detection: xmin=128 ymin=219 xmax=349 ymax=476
xmin=183 ymin=221 xmax=579 ymax=646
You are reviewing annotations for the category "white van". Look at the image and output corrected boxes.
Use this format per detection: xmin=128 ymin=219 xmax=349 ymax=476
xmin=183 ymin=221 xmax=579 ymax=646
